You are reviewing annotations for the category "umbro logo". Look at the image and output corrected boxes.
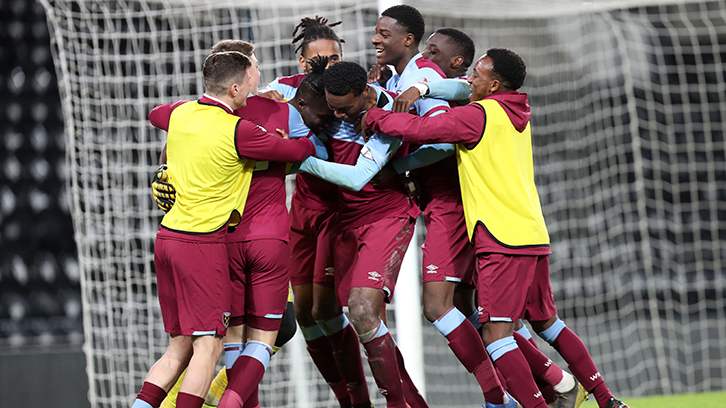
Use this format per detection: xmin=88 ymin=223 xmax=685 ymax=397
xmin=426 ymin=264 xmax=438 ymax=273
xmin=368 ymin=271 xmax=382 ymax=281
xmin=325 ymin=267 xmax=335 ymax=276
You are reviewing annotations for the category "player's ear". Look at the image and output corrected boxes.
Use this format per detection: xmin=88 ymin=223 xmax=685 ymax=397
xmin=297 ymin=97 xmax=307 ymax=110
xmin=229 ymin=82 xmax=239 ymax=98
xmin=404 ymin=33 xmax=415 ymax=48
xmin=489 ymin=79 xmax=501 ymax=93
xmin=298 ymin=55 xmax=307 ymax=71
xmin=451 ymin=56 xmax=464 ymax=70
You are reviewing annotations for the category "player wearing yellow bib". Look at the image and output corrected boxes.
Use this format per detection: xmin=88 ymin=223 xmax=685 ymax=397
xmin=133 ymin=52 xmax=317 ymax=408
xmin=362 ymin=48 xmax=628 ymax=408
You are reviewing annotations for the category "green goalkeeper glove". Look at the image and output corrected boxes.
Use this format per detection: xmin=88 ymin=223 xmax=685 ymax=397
xmin=152 ymin=164 xmax=176 ymax=212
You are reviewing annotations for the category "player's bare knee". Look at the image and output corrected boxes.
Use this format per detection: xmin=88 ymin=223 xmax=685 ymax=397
xmin=481 ymin=321 xmax=514 ymax=346
xmin=528 ymin=315 xmax=558 ymax=333
xmin=422 ymin=297 xmax=452 ymax=323
xmin=347 ymin=301 xmax=379 ymax=334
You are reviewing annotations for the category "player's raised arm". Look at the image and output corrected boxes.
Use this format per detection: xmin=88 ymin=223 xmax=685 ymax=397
xmin=148 ymin=100 xmax=187 ymax=131
xmin=299 ymin=133 xmax=401 ymax=191
xmin=364 ymin=104 xmax=485 ymax=146
xmin=234 ymin=119 xmax=317 ymax=163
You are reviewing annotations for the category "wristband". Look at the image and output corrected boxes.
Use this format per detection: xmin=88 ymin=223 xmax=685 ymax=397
xmin=412 ymin=83 xmax=429 ymax=98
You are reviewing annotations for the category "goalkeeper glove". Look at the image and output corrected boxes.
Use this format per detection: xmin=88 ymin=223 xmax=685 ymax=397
xmin=152 ymin=164 xmax=176 ymax=212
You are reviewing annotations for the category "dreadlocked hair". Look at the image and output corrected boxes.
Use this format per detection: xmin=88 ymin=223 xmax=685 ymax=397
xmin=298 ymin=55 xmax=329 ymax=99
xmin=291 ymin=16 xmax=345 ymax=55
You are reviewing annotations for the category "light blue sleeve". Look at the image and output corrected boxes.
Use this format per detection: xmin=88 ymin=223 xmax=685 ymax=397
xmin=391 ymin=143 xmax=455 ymax=174
xmin=264 ymin=78 xmax=298 ymax=100
xmin=287 ymin=104 xmax=311 ymax=139
xmin=309 ymin=134 xmax=328 ymax=160
xmin=413 ymin=97 xmax=450 ymax=117
xmin=298 ymin=134 xmax=402 ymax=191
xmin=426 ymin=79 xmax=471 ymax=103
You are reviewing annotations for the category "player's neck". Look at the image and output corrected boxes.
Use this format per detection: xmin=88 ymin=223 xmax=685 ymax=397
xmin=205 ymin=92 xmax=237 ymax=112
xmin=394 ymin=48 xmax=419 ymax=76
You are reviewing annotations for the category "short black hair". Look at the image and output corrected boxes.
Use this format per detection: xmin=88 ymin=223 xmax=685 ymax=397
xmin=435 ymin=28 xmax=476 ymax=69
xmin=323 ymin=61 xmax=367 ymax=97
xmin=487 ymin=48 xmax=526 ymax=91
xmin=202 ymin=51 xmax=251 ymax=95
xmin=298 ymin=55 xmax=329 ymax=99
xmin=291 ymin=16 xmax=345 ymax=55
xmin=381 ymin=5 xmax=425 ymax=45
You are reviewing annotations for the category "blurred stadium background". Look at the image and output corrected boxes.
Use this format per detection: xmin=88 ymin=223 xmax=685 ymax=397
xmin=1 ymin=0 xmax=725 ymax=407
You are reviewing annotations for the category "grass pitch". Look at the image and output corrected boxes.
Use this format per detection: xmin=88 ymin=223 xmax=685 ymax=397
xmin=580 ymin=391 xmax=726 ymax=408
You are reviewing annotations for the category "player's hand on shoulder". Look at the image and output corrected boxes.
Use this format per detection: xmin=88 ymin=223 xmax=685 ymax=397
xmin=151 ymin=164 xmax=176 ymax=213
xmin=368 ymin=63 xmax=392 ymax=87
xmin=258 ymin=89 xmax=285 ymax=101
xmin=393 ymin=86 xmax=421 ymax=113
xmin=275 ymin=128 xmax=290 ymax=140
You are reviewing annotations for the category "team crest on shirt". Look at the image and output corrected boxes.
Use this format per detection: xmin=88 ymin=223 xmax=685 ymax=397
xmin=223 ymin=312 xmax=231 ymax=328
xmin=368 ymin=271 xmax=382 ymax=281
xmin=418 ymin=78 xmax=429 ymax=84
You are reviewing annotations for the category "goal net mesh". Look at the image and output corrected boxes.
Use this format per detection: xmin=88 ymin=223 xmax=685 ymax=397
xmin=38 ymin=0 xmax=726 ymax=407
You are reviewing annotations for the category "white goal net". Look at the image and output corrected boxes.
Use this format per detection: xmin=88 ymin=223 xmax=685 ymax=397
xmin=38 ymin=0 xmax=726 ymax=407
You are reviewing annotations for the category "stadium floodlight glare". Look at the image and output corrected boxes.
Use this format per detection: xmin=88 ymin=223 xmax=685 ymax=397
xmin=39 ymin=0 xmax=726 ymax=407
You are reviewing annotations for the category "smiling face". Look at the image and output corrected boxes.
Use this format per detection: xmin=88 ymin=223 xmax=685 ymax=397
xmin=422 ymin=33 xmax=460 ymax=78
xmin=325 ymin=87 xmax=369 ymax=123
xmin=467 ymin=56 xmax=500 ymax=102
xmin=371 ymin=16 xmax=411 ymax=66
xmin=300 ymin=38 xmax=342 ymax=71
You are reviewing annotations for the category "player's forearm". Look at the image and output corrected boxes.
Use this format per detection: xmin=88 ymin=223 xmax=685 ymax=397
xmin=239 ymin=133 xmax=315 ymax=163
xmin=299 ymin=155 xmax=380 ymax=191
xmin=425 ymin=79 xmax=471 ymax=102
xmin=391 ymin=143 xmax=455 ymax=174
xmin=366 ymin=106 xmax=482 ymax=145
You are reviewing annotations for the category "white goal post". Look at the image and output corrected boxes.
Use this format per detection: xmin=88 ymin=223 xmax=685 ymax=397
xmin=39 ymin=0 xmax=726 ymax=407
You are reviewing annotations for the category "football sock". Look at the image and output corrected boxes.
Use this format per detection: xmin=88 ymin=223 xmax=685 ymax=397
xmin=241 ymin=386 xmax=259 ymax=408
xmin=394 ymin=345 xmax=429 ymax=408
xmin=319 ymin=314 xmax=371 ymax=406
xmin=434 ymin=307 xmax=504 ymax=404
xmin=223 ymin=343 xmax=244 ymax=370
xmin=360 ymin=320 xmax=407 ymax=408
xmin=539 ymin=319 xmax=613 ymax=407
xmin=134 ymin=381 xmax=168 ymax=408
xmin=218 ymin=341 xmax=273 ymax=408
xmin=206 ymin=368 xmax=228 ymax=405
xmin=160 ymin=369 xmax=186 ymax=408
xmin=512 ymin=331 xmax=560 ymax=403
xmin=177 ymin=392 xmax=204 ymax=408
xmin=486 ymin=337 xmax=547 ymax=408
xmin=302 ymin=324 xmax=351 ymax=407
